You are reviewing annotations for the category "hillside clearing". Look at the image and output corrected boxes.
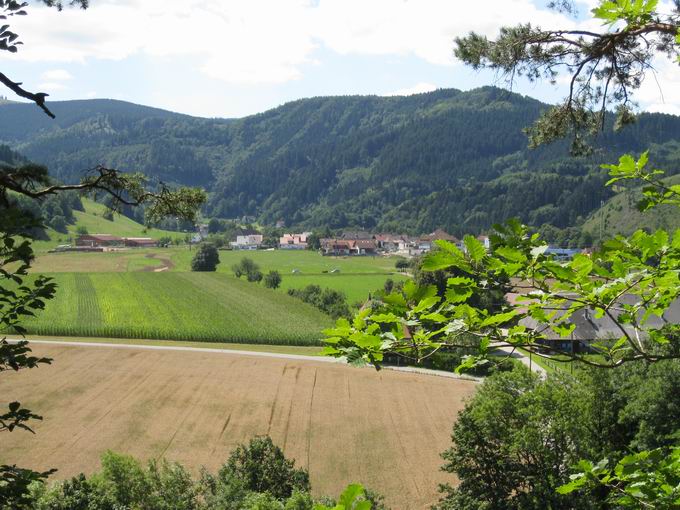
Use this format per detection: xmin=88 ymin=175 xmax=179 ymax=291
xmin=10 ymin=273 xmax=332 ymax=345
xmin=31 ymin=198 xmax=185 ymax=253
xmin=0 ymin=344 xmax=477 ymax=509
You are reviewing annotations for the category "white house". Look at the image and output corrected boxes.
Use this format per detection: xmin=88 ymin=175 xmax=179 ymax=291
xmin=230 ymin=234 xmax=263 ymax=250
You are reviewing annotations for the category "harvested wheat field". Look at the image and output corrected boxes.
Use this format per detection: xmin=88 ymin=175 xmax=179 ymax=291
xmin=0 ymin=344 xmax=478 ymax=509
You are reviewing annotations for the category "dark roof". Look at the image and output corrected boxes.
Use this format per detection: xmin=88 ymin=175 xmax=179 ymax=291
xmin=520 ymin=295 xmax=680 ymax=341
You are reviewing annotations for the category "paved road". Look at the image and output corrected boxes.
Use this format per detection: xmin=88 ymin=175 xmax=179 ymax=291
xmin=491 ymin=343 xmax=547 ymax=376
xmin=7 ymin=338 xmax=482 ymax=382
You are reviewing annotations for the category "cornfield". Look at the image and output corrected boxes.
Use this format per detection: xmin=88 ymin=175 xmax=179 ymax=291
xmin=8 ymin=273 xmax=332 ymax=345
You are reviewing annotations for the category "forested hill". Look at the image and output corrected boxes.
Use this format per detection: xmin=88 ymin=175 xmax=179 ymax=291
xmin=2 ymin=88 xmax=680 ymax=235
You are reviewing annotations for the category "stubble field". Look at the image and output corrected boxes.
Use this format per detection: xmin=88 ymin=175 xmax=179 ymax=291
xmin=0 ymin=344 xmax=477 ymax=509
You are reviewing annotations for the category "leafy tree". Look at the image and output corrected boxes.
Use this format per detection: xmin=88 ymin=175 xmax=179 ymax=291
xmin=264 ymin=270 xmax=282 ymax=289
xmin=75 ymin=225 xmax=88 ymax=236
xmin=394 ymin=258 xmax=410 ymax=271
xmin=191 ymin=243 xmax=220 ymax=272
xmin=435 ymin=366 xmax=598 ymax=510
xmin=219 ymin=436 xmax=310 ymax=501
xmin=232 ymin=257 xmax=261 ymax=281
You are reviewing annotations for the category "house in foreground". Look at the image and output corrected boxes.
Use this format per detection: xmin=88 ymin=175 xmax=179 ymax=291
xmin=520 ymin=295 xmax=680 ymax=354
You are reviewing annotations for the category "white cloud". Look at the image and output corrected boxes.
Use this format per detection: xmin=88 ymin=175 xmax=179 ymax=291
xmin=41 ymin=69 xmax=73 ymax=81
xmin=0 ymin=0 xmax=589 ymax=85
xmin=636 ymin=56 xmax=680 ymax=115
xmin=1 ymin=0 xmax=678 ymax=116
xmin=385 ymin=82 xmax=438 ymax=96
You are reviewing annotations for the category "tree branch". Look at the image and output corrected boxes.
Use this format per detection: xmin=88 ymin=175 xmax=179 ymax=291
xmin=0 ymin=71 xmax=54 ymax=118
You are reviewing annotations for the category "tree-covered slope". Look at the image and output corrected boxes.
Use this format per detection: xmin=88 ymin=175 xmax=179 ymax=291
xmin=3 ymin=88 xmax=680 ymax=235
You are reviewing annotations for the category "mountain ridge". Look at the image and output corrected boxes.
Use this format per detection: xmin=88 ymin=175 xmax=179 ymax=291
xmin=2 ymin=87 xmax=680 ymax=235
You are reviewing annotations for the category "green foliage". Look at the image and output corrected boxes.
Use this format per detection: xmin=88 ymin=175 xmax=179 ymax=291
xmin=604 ymin=151 xmax=680 ymax=212
xmin=264 ymin=270 xmax=282 ymax=289
xmin=437 ymin=359 xmax=680 ymax=509
xmin=558 ymin=447 xmax=680 ymax=509
xmin=592 ymin=0 xmax=658 ymax=26
xmin=436 ymin=366 xmax=597 ymax=510
xmin=220 ymin=436 xmax=310 ymax=501
xmin=27 ymin=440 xmax=310 ymax=509
xmin=288 ymin=285 xmax=351 ymax=320
xmin=24 ymin=437 xmax=373 ymax=509
xmin=313 ymin=484 xmax=373 ymax=510
xmin=191 ymin=243 xmax=220 ymax=272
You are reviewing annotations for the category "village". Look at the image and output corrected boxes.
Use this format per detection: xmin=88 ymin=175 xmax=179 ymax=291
xmin=62 ymin=227 xmax=584 ymax=260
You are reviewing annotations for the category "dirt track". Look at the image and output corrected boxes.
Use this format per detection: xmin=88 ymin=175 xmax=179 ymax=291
xmin=0 ymin=344 xmax=477 ymax=508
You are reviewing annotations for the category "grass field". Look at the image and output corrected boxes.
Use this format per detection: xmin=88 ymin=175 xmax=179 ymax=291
xmin=0 ymin=344 xmax=477 ymax=509
xmin=31 ymin=199 xmax=186 ymax=253
xmin=29 ymin=248 xmax=408 ymax=307
xmin=12 ymin=273 xmax=333 ymax=345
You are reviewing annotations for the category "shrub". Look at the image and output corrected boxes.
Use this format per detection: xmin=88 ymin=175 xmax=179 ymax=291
xmin=264 ymin=270 xmax=282 ymax=289
xmin=232 ymin=257 xmax=261 ymax=282
xmin=191 ymin=243 xmax=220 ymax=272
xmin=287 ymin=285 xmax=350 ymax=319
xmin=395 ymin=258 xmax=410 ymax=271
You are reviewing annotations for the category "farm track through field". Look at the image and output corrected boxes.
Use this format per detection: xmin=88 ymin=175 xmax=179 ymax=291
xmin=0 ymin=343 xmax=478 ymax=509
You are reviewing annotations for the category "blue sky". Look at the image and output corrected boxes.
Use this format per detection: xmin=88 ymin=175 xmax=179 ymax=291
xmin=0 ymin=0 xmax=678 ymax=118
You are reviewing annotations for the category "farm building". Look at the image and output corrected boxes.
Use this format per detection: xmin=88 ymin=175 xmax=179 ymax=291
xmin=76 ymin=234 xmax=124 ymax=247
xmin=124 ymin=237 xmax=158 ymax=248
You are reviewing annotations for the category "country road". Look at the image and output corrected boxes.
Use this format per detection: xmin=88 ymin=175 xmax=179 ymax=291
xmin=6 ymin=338 xmax=483 ymax=381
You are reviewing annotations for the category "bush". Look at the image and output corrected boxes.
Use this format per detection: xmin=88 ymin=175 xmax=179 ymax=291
xmin=247 ymin=270 xmax=263 ymax=283
xmin=232 ymin=257 xmax=262 ymax=282
xmin=191 ymin=243 xmax=220 ymax=272
xmin=75 ymin=225 xmax=88 ymax=236
xmin=287 ymin=285 xmax=350 ymax=319
xmin=395 ymin=258 xmax=410 ymax=271
xmin=264 ymin=270 xmax=282 ymax=289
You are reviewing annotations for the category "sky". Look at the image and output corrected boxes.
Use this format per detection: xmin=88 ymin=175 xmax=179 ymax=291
xmin=0 ymin=0 xmax=679 ymax=118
